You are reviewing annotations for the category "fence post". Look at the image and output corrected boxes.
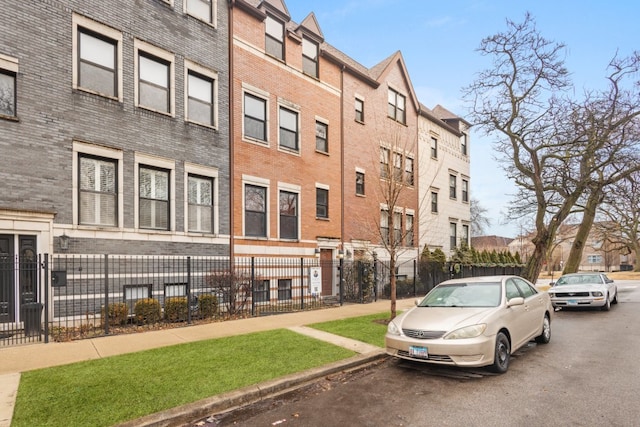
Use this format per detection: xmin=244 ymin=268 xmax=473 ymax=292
xmin=339 ymin=257 xmax=344 ymax=306
xmin=413 ymin=259 xmax=417 ymax=296
xmin=251 ymin=257 xmax=256 ymax=317
xmin=300 ymin=257 xmax=304 ymax=310
xmin=187 ymin=256 xmax=191 ymax=324
xmin=43 ymin=254 xmax=49 ymax=343
xmin=104 ymin=254 xmax=109 ymax=336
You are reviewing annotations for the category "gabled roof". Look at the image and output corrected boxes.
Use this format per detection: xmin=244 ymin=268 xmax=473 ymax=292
xmin=258 ymin=0 xmax=290 ymax=20
xmin=368 ymin=50 xmax=420 ymax=112
xmin=432 ymin=104 xmax=471 ymax=128
xmin=297 ymin=12 xmax=324 ymax=42
xmin=418 ymin=102 xmax=463 ymax=136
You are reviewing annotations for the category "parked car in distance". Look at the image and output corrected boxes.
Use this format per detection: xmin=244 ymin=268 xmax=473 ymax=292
xmin=385 ymin=275 xmax=553 ymax=374
xmin=547 ymin=272 xmax=618 ymax=311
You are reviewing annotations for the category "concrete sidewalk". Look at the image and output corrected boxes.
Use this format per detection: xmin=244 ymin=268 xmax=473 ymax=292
xmin=0 ymin=298 xmax=415 ymax=427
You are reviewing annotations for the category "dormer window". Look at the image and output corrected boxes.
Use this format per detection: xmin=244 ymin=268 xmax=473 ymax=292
xmin=265 ymin=15 xmax=284 ymax=60
xmin=302 ymin=37 xmax=318 ymax=78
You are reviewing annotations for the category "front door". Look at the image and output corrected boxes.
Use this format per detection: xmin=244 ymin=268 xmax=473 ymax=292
xmin=19 ymin=235 xmax=38 ymax=307
xmin=320 ymin=249 xmax=333 ymax=296
xmin=0 ymin=235 xmax=15 ymax=323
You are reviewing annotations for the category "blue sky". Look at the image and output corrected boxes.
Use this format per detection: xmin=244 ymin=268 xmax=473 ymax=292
xmin=284 ymin=0 xmax=640 ymax=237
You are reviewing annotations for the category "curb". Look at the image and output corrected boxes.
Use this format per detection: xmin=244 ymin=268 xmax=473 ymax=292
xmin=115 ymin=350 xmax=387 ymax=427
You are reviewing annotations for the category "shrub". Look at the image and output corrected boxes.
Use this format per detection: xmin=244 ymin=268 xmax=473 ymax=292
xmin=101 ymin=302 xmax=128 ymax=326
xmin=134 ymin=298 xmax=161 ymax=325
xmin=164 ymin=297 xmax=188 ymax=322
xmin=197 ymin=294 xmax=218 ymax=319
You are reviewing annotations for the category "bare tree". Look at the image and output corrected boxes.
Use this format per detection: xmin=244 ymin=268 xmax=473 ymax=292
xmin=464 ymin=13 xmax=640 ymax=282
xmin=598 ymin=173 xmax=640 ymax=271
xmin=470 ymin=197 xmax=491 ymax=236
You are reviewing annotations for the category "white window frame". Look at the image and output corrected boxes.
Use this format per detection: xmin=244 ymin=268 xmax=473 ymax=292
xmin=184 ymin=163 xmax=219 ymax=235
xmin=242 ymin=83 xmax=270 ymax=145
xmin=242 ymin=175 xmax=270 ymax=238
xmin=134 ymin=153 xmax=176 ymax=231
xmin=277 ymin=99 xmax=300 ymax=154
xmin=277 ymin=182 xmax=301 ymax=240
xmin=315 ymin=117 xmax=329 ymax=153
xmin=72 ymin=141 xmax=124 ymax=229
xmin=265 ymin=14 xmax=285 ymax=60
xmin=184 ymin=0 xmax=217 ymax=26
xmin=184 ymin=60 xmax=218 ymax=129
xmin=72 ymin=14 xmax=123 ymax=102
xmin=134 ymin=39 xmax=175 ymax=116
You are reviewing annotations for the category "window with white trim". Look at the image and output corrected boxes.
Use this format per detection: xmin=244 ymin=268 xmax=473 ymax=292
xmin=449 ymin=174 xmax=457 ymax=199
xmin=186 ymin=66 xmax=216 ymax=127
xmin=450 ymin=222 xmax=457 ymax=250
xmin=186 ymin=0 xmax=215 ymax=25
xmin=139 ymin=166 xmax=170 ymax=230
xmin=187 ymin=174 xmax=213 ymax=233
xmin=380 ymin=147 xmax=390 ymax=179
xmin=406 ymin=214 xmax=414 ymax=246
xmin=431 ymin=137 xmax=438 ymax=158
xmin=245 ymin=184 xmax=267 ymax=237
xmin=244 ymin=92 xmax=267 ymax=142
xmin=381 ymin=209 xmax=389 ymax=244
xmin=135 ymin=40 xmax=174 ymax=115
xmin=393 ymin=211 xmax=402 ymax=245
xmin=356 ymin=171 xmax=365 ymax=196
xmin=462 ymin=179 xmax=469 ymax=202
xmin=279 ymin=190 xmax=298 ymax=239
xmin=0 ymin=55 xmax=17 ymax=117
xmin=79 ymin=155 xmax=118 ymax=227
xmin=265 ymin=15 xmax=284 ymax=60
xmin=279 ymin=106 xmax=298 ymax=151
xmin=316 ymin=121 xmax=328 ymax=153
xmin=431 ymin=191 xmax=438 ymax=213
xmin=302 ymin=37 xmax=318 ymax=78
xmin=405 ymin=157 xmax=414 ymax=185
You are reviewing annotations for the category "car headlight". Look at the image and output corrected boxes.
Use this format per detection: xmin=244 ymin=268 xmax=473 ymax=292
xmin=444 ymin=324 xmax=487 ymax=340
xmin=591 ymin=291 xmax=604 ymax=297
xmin=387 ymin=320 xmax=401 ymax=336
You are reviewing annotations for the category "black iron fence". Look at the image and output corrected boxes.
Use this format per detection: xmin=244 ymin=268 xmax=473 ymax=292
xmin=1 ymin=253 xmax=524 ymax=347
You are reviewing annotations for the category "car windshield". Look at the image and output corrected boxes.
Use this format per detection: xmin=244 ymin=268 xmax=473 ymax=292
xmin=418 ymin=282 xmax=501 ymax=308
xmin=555 ymin=274 xmax=602 ymax=286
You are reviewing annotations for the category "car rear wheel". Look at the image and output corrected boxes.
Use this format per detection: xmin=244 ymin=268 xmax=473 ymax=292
xmin=601 ymin=295 xmax=611 ymax=311
xmin=535 ymin=314 xmax=551 ymax=344
xmin=490 ymin=332 xmax=510 ymax=374
xmin=612 ymin=292 xmax=618 ymax=304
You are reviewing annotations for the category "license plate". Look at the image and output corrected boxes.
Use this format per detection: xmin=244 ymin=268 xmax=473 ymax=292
xmin=568 ymin=299 xmax=577 ymax=305
xmin=409 ymin=346 xmax=428 ymax=359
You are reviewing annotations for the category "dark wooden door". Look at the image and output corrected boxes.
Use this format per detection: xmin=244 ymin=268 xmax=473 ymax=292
xmin=0 ymin=235 xmax=15 ymax=323
xmin=320 ymin=249 xmax=333 ymax=296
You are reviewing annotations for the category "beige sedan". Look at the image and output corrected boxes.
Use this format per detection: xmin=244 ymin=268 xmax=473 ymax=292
xmin=385 ymin=275 xmax=553 ymax=373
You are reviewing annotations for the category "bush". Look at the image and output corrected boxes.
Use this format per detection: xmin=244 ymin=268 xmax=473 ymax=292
xmin=164 ymin=297 xmax=188 ymax=322
xmin=101 ymin=302 xmax=128 ymax=326
xmin=134 ymin=298 xmax=161 ymax=325
xmin=197 ymin=293 xmax=218 ymax=319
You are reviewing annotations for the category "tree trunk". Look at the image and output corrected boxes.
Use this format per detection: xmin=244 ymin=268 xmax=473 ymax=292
xmin=522 ymin=240 xmax=547 ymax=283
xmin=564 ymin=191 xmax=600 ymax=274
xmin=389 ymin=255 xmax=397 ymax=319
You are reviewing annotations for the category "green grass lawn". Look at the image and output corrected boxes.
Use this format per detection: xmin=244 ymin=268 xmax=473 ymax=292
xmin=12 ymin=329 xmax=355 ymax=427
xmin=309 ymin=311 xmax=392 ymax=348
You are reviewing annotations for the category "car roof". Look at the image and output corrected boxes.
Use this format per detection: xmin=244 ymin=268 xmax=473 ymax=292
xmin=438 ymin=275 xmax=518 ymax=285
xmin=559 ymin=272 xmax=603 ymax=277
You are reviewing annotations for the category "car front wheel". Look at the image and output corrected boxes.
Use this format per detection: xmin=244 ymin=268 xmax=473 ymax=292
xmin=490 ymin=332 xmax=510 ymax=374
xmin=601 ymin=295 xmax=611 ymax=311
xmin=535 ymin=314 xmax=551 ymax=344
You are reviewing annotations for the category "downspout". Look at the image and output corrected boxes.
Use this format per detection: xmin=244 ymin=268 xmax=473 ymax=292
xmin=228 ymin=0 xmax=235 ymax=260
xmin=340 ymin=65 xmax=345 ymax=253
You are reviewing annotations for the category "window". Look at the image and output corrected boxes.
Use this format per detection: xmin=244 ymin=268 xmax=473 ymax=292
xmin=450 ymin=222 xmax=457 ymax=250
xmin=188 ymin=175 xmax=213 ymax=233
xmin=302 ymin=37 xmax=318 ymax=78
xmin=388 ymin=88 xmax=406 ymax=124
xmin=139 ymin=166 xmax=170 ymax=230
xmin=278 ymin=279 xmax=292 ymax=300
xmin=77 ymin=28 xmax=118 ymax=98
xmin=356 ymin=171 xmax=365 ymax=195
xmin=279 ymin=190 xmax=298 ymax=239
xmin=394 ymin=211 xmax=402 ymax=245
xmin=124 ymin=285 xmax=151 ymax=317
xmin=405 ymin=157 xmax=414 ymax=185
xmin=461 ymin=133 xmax=468 ymax=155
xmin=588 ymin=255 xmax=603 ymax=264
xmin=279 ymin=107 xmax=298 ymax=151
xmin=462 ymin=179 xmax=469 ymax=202
xmin=265 ymin=15 xmax=284 ymax=60
xmin=431 ymin=192 xmax=438 ymax=213
xmin=186 ymin=69 xmax=215 ymax=127
xmin=406 ymin=214 xmax=414 ymax=247
xmin=449 ymin=174 xmax=457 ymax=199
xmin=79 ymin=155 xmax=117 ymax=226
xmin=186 ymin=0 xmax=215 ymax=24
xmin=254 ymin=279 xmax=270 ymax=303
xmin=245 ymin=184 xmax=267 ymax=237
xmin=462 ymin=224 xmax=469 ymax=247
xmin=355 ymin=98 xmax=364 ymax=122
xmin=138 ymin=51 xmax=171 ymax=113
xmin=380 ymin=147 xmax=390 ymax=179
xmin=316 ymin=188 xmax=328 ymax=219
xmin=431 ymin=137 xmax=438 ymax=158
xmin=316 ymin=121 xmax=328 ymax=152
xmin=244 ymin=92 xmax=267 ymax=141
xmin=393 ymin=152 xmax=403 ymax=180
xmin=380 ymin=210 xmax=389 ymax=244
xmin=0 ymin=67 xmax=16 ymax=117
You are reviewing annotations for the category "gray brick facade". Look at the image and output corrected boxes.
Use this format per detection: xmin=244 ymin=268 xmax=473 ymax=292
xmin=0 ymin=0 xmax=230 ymax=256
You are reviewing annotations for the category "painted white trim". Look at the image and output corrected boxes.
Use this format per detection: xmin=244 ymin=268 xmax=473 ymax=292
xmin=133 ymin=39 xmax=175 ymax=117
xmin=184 ymin=163 xmax=219 ymax=235
xmin=184 ymin=59 xmax=219 ymax=129
xmin=134 ymin=153 xmax=176 ymax=231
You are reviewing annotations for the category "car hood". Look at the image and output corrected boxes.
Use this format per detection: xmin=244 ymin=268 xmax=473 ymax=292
xmin=395 ymin=306 xmax=496 ymax=332
xmin=549 ymin=284 xmax=605 ymax=293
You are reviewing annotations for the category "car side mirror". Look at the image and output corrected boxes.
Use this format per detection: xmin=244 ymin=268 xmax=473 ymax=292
xmin=507 ymin=297 xmax=524 ymax=307
xmin=549 ymin=282 xmax=555 ymax=287
xmin=415 ymin=298 xmax=422 ymax=306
